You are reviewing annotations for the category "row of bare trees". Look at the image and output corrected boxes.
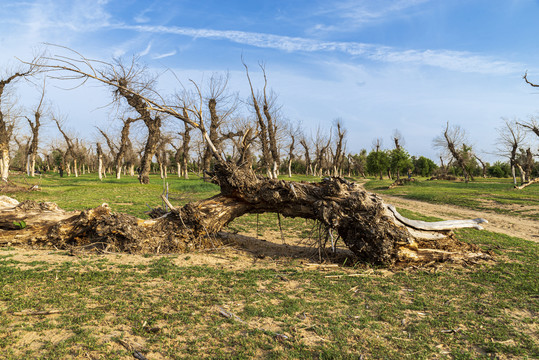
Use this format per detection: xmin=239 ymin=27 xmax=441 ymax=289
xmin=1 ymin=48 xmax=537 ymax=189
xmin=0 ymin=50 xmax=357 ymax=183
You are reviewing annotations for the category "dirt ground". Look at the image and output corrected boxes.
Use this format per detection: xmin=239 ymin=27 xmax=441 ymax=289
xmin=379 ymin=195 xmax=539 ymax=243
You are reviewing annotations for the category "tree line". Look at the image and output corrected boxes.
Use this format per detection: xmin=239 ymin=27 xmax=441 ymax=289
xmin=0 ymin=48 xmax=538 ymax=187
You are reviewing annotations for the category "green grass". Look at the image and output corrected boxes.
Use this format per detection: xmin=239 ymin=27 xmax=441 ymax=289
xmin=363 ymin=177 xmax=539 ymax=219
xmin=0 ymin=230 xmax=537 ymax=359
xmin=0 ymin=171 xmax=537 ymax=358
xmin=4 ymin=172 xmax=220 ymax=217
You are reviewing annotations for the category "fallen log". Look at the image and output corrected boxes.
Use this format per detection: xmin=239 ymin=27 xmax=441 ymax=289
xmin=0 ymin=162 xmax=490 ymax=265
xmin=514 ymin=177 xmax=539 ymax=190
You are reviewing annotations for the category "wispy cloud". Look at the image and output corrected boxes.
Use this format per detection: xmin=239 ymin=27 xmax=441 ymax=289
xmin=153 ymin=50 xmax=177 ymax=59
xmin=134 ymin=7 xmax=151 ymax=23
xmin=138 ymin=41 xmax=152 ymax=56
xmin=341 ymin=0 xmax=429 ymax=21
xmin=312 ymin=0 xmax=430 ymax=31
xmin=117 ymin=24 xmax=521 ymax=75
xmin=1 ymin=0 xmax=113 ymax=36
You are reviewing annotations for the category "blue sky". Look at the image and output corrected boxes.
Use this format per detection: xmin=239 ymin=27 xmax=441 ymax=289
xmin=1 ymin=0 xmax=539 ymax=162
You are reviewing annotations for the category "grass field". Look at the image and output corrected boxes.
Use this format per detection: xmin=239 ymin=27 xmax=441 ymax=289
xmin=0 ymin=172 xmax=537 ymax=359
xmin=363 ymin=177 xmax=539 ymax=220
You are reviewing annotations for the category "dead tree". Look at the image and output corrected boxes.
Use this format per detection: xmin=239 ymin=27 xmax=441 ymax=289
xmin=25 ymin=78 xmax=47 ymax=177
xmin=259 ymin=65 xmax=281 ymax=178
xmin=243 ymin=61 xmax=281 ymax=179
xmin=96 ymin=143 xmax=104 ymax=180
xmin=524 ymin=72 xmax=539 ymax=131
xmin=287 ymin=134 xmax=296 ymax=178
xmin=299 ymin=137 xmax=312 ymax=175
xmin=54 ymin=117 xmax=79 ymax=177
xmin=0 ymin=59 xmax=41 ymax=181
xmin=37 ymin=50 xmax=163 ymax=183
xmin=433 ymin=123 xmax=473 ymax=182
xmin=473 ymin=154 xmax=488 ymax=178
xmin=171 ymin=124 xmax=192 ymax=180
xmin=97 ymin=128 xmax=117 ymax=168
xmin=496 ymin=119 xmax=526 ymax=186
xmin=10 ymin=49 xmax=490 ymax=266
xmin=517 ymin=117 xmax=539 ymax=139
xmin=179 ymin=121 xmax=192 ymax=179
xmin=226 ymin=116 xmax=258 ymax=169
xmin=523 ymin=148 xmax=534 ymax=181
xmin=155 ymin=136 xmax=172 ymax=179
xmin=110 ymin=60 xmax=162 ymax=184
xmin=331 ymin=119 xmax=347 ymax=177
xmin=313 ymin=127 xmax=331 ymax=177
xmin=171 ymin=142 xmax=183 ymax=178
xmin=116 ymin=118 xmax=137 ymax=177
xmin=392 ymin=129 xmax=403 ymax=151
xmin=98 ymin=117 xmax=137 ymax=179
xmin=12 ymin=135 xmax=30 ymax=171
xmin=513 ymin=73 xmax=539 ymax=188
xmin=193 ymin=74 xmax=236 ymax=177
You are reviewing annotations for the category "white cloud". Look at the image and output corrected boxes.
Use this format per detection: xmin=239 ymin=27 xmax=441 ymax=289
xmin=138 ymin=42 xmax=152 ymax=56
xmin=117 ymin=24 xmax=522 ymax=75
xmin=134 ymin=7 xmax=151 ymax=23
xmin=153 ymin=50 xmax=177 ymax=59
xmin=312 ymin=0 xmax=430 ymax=30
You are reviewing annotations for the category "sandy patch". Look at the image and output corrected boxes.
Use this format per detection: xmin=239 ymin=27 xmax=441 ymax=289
xmin=380 ymin=195 xmax=539 ymax=243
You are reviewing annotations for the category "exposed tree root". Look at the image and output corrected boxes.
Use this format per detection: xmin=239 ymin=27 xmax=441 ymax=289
xmin=0 ymin=200 xmax=219 ymax=253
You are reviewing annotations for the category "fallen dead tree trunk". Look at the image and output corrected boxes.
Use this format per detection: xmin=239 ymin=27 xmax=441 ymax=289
xmin=0 ymin=162 xmax=490 ymax=265
xmin=514 ymin=177 xmax=539 ymax=190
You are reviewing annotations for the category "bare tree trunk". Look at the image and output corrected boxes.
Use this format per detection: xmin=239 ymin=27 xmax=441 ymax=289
xmin=159 ymin=163 xmax=165 ymax=179
xmin=97 ymin=143 xmax=103 ymax=181
xmin=26 ymin=155 xmax=31 ymax=176
xmin=474 ymin=155 xmax=487 ymax=178
xmin=272 ymin=161 xmax=279 ymax=179
xmin=182 ymin=159 xmax=189 ymax=179
xmin=29 ymin=154 xmax=36 ymax=176
xmin=139 ymin=120 xmax=161 ymax=184
xmin=516 ymin=164 xmax=527 ymax=184
xmin=0 ymin=148 xmax=9 ymax=182
xmin=287 ymin=158 xmax=293 ymax=178
xmin=511 ymin=164 xmax=517 ymax=186
xmin=183 ymin=125 xmax=191 ymax=179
